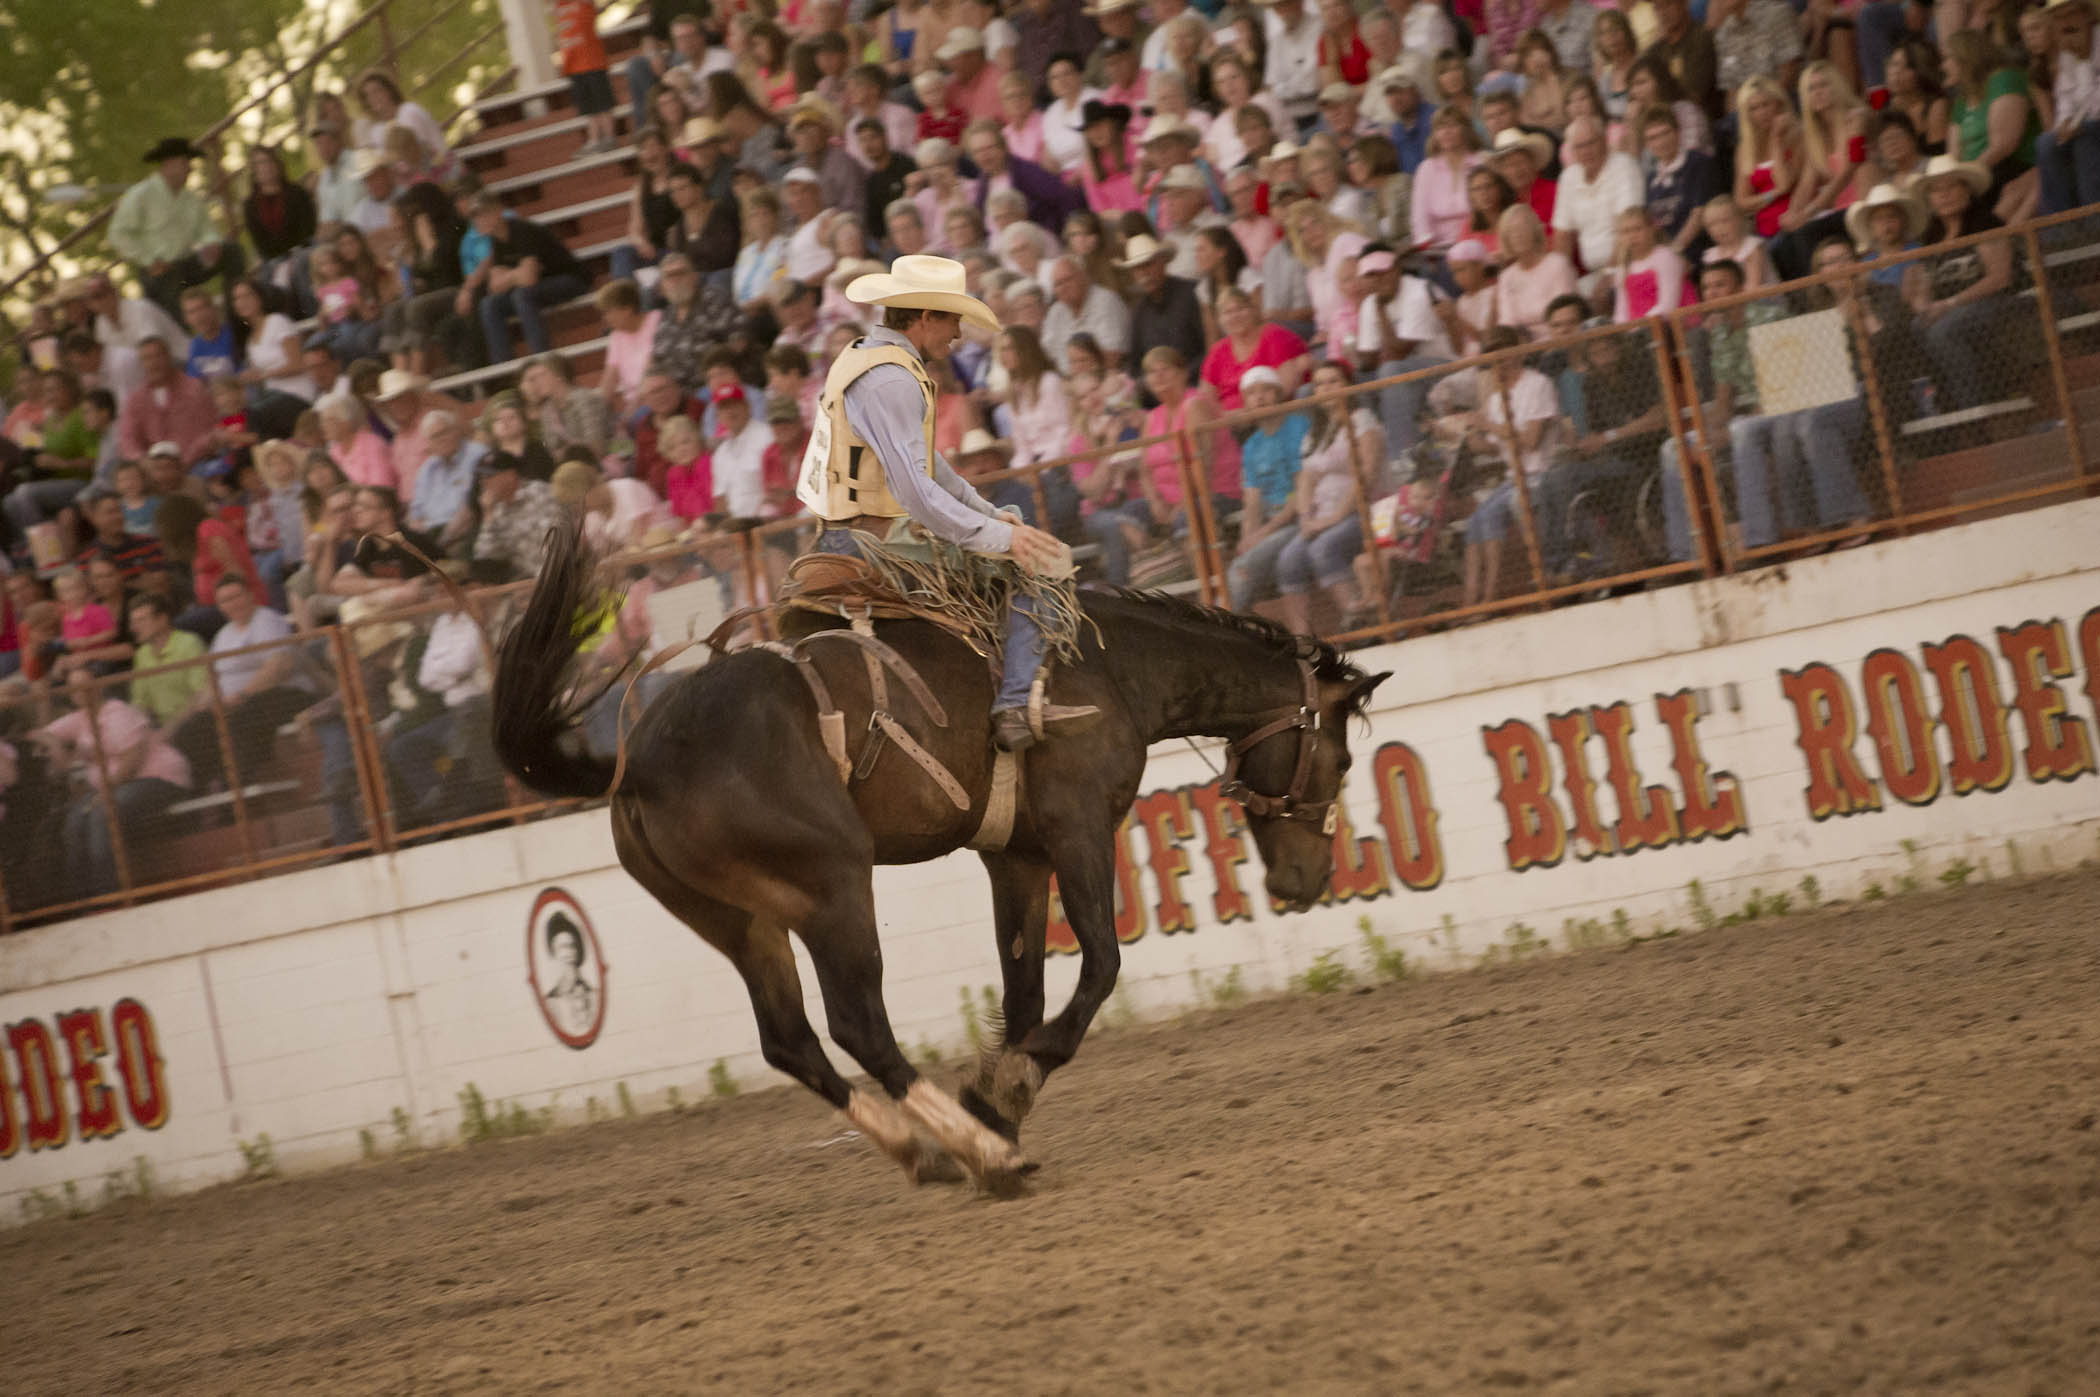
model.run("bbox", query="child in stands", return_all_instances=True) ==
[553,0,620,155]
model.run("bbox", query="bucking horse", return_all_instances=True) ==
[491,525,1387,1195]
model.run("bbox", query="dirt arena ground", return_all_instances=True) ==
[5,869,2099,1395]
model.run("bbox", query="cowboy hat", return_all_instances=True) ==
[1141,114,1200,145]
[680,116,726,146]
[353,147,392,179]
[1081,99,1134,128]
[785,96,841,132]
[1918,152,1990,196]
[1491,127,1555,169]
[935,26,985,61]
[1114,233,1173,268]
[376,368,430,399]
[956,428,1012,459]
[1084,0,1141,13]
[1845,182,1927,247]
[845,254,1000,332]
[142,137,204,163]
[1377,64,1422,91]
[1158,164,1209,193]
[1318,82,1361,106]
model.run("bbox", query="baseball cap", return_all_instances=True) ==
[713,383,748,406]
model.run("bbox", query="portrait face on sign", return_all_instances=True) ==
[526,888,608,1049]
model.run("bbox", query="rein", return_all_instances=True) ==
[1211,657,1339,836]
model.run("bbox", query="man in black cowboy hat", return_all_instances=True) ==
[109,137,245,319]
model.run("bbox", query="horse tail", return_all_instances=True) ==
[491,522,619,800]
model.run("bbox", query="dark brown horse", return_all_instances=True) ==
[492,525,1387,1193]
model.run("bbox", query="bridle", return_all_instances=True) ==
[1216,658,1341,835]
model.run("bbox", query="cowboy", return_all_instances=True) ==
[108,138,246,318]
[796,255,1089,752]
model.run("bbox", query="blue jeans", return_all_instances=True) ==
[62,778,184,900]
[624,54,657,129]
[814,527,1044,713]
[1374,355,1450,453]
[1276,516,1363,593]
[476,273,589,363]
[610,242,658,284]
[2037,122,2100,216]
[1732,401,1868,547]
[1660,431,1707,562]
[1228,525,1296,609]
[5,476,87,533]
[1921,297,2015,411]
[1856,1,1916,89]
[313,715,364,847]
[1081,500,1153,585]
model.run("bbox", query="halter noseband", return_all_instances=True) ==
[1217,658,1340,835]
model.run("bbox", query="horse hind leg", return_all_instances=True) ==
[613,799,961,1186]
[962,851,1053,1141]
[798,875,1036,1197]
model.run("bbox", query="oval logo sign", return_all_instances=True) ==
[526,887,608,1050]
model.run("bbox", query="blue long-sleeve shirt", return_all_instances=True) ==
[840,327,1013,554]
[409,438,488,532]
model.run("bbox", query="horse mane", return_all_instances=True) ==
[1081,585,1375,716]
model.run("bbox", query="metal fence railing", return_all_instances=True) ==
[4,209,2098,931]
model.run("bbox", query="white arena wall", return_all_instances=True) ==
[4,499,2099,1220]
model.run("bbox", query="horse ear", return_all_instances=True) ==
[1326,671,1389,713]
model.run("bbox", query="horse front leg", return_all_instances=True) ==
[1013,827,1120,1079]
[963,850,1053,1140]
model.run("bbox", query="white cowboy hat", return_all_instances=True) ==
[376,368,429,399]
[1141,115,1200,146]
[1491,127,1555,169]
[956,428,1012,459]
[1114,233,1174,268]
[1919,152,1990,196]
[1318,82,1361,106]
[1158,164,1209,193]
[1845,182,1927,248]
[1377,64,1422,91]
[935,26,985,61]
[353,148,392,178]
[845,254,1000,332]
[1084,0,1140,13]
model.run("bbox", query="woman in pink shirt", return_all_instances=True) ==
[319,397,397,489]
[1493,204,1579,336]
[596,279,661,415]
[1409,108,1485,253]
[1289,203,1368,362]
[1610,206,1689,322]
[1077,100,1144,213]
[1200,289,1311,412]
[658,416,716,525]
[35,667,191,900]
[998,71,1047,167]
[1138,345,1241,531]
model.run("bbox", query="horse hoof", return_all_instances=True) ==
[958,1082,1022,1143]
[910,1148,968,1186]
[976,1163,1035,1200]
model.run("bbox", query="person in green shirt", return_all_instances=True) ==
[108,137,245,320]
[1659,256,1789,563]
[125,593,210,728]
[3,368,99,541]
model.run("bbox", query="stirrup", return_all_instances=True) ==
[1025,674,1100,741]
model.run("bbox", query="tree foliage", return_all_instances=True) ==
[0,0,508,295]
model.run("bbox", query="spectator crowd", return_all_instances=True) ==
[4,0,2097,908]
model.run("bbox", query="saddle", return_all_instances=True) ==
[776,552,983,651]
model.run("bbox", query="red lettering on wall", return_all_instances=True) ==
[8,1019,71,1152]
[110,999,170,1131]
[1326,802,1392,903]
[0,1042,18,1160]
[1921,636,2014,795]
[1131,790,1198,935]
[1996,621,2097,783]
[2079,607,2100,734]
[1371,742,1444,890]
[1780,664,1882,819]
[1188,784,1255,924]
[1653,689,1748,841]
[1545,710,1614,858]
[54,1009,123,1142]
[1591,701,1681,852]
[1481,720,1565,871]
[1859,649,1942,807]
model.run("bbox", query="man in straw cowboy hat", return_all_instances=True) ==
[795,255,1093,752]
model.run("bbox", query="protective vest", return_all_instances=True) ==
[794,341,939,521]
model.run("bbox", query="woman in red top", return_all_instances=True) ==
[1139,345,1242,532]
[157,494,263,617]
[1200,290,1311,412]
[1316,0,1372,86]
